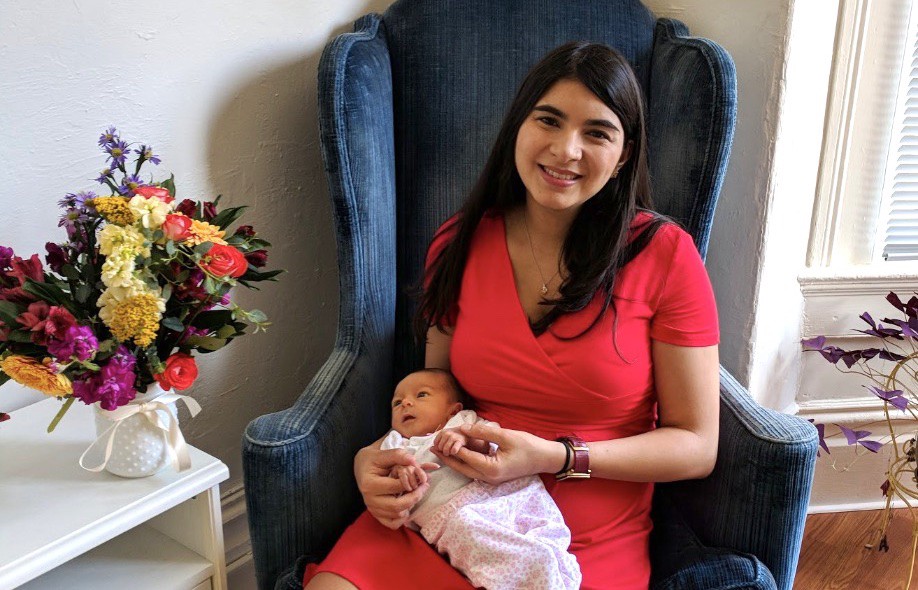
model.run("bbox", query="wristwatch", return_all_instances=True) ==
[555,435,590,480]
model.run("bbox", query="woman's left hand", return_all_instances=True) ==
[430,422,563,484]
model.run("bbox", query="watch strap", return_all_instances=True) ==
[555,435,590,480]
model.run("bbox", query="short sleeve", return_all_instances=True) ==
[649,227,720,346]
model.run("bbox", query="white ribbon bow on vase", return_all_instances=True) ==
[79,393,202,473]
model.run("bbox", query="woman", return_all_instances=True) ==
[306,41,720,590]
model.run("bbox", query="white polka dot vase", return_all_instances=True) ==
[92,383,178,478]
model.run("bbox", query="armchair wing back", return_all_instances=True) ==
[243,2,818,589]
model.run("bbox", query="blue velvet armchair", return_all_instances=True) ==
[243,2,819,589]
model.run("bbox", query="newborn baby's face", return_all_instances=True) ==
[391,372,460,438]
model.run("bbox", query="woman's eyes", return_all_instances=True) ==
[587,130,612,141]
[535,117,611,142]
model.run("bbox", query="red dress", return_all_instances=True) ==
[305,211,719,589]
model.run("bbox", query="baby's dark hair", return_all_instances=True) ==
[417,368,471,407]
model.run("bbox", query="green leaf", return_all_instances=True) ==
[192,310,234,329]
[249,238,272,249]
[210,206,249,230]
[61,264,81,282]
[176,270,190,283]
[75,283,92,304]
[185,335,227,351]
[239,268,285,282]
[161,316,185,332]
[7,330,33,343]
[0,372,10,387]
[194,242,213,256]
[162,174,177,198]
[0,301,20,325]
[161,283,172,303]
[165,240,176,256]
[215,325,236,339]
[203,276,218,294]
[22,279,66,306]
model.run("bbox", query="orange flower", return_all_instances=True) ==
[0,355,72,397]
[154,353,198,390]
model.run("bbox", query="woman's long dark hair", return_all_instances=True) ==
[414,42,671,345]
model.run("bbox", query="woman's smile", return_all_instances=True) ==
[539,164,582,186]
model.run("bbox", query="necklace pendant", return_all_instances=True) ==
[540,284,548,295]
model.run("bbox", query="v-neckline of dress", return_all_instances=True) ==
[498,213,554,339]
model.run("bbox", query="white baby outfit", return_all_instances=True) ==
[381,409,581,590]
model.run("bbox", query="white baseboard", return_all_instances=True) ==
[798,399,918,513]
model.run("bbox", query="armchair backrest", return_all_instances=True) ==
[381,0,736,378]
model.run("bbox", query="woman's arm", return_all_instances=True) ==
[587,342,719,481]
[433,342,720,484]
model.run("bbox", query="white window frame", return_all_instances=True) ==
[806,0,916,273]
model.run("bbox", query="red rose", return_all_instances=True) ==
[199,244,248,278]
[135,185,175,204]
[154,353,198,391]
[244,249,268,268]
[162,214,193,241]
[44,306,77,341]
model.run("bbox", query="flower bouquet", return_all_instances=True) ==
[0,127,281,440]
[803,291,918,585]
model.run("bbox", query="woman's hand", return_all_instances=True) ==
[354,446,439,529]
[430,422,566,485]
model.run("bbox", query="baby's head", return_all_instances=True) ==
[391,368,465,438]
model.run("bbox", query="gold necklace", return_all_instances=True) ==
[522,212,561,296]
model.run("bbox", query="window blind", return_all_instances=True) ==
[881,2,918,261]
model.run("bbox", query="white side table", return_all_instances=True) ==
[0,397,230,590]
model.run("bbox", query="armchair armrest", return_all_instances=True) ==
[648,18,737,260]
[654,367,818,590]
[243,13,397,590]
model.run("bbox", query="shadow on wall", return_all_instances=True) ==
[189,1,394,486]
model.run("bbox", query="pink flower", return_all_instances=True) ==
[16,301,51,345]
[44,306,77,341]
[162,214,193,241]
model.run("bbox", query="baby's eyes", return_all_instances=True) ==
[392,400,401,407]
[417,391,429,398]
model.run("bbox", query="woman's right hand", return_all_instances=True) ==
[354,445,438,529]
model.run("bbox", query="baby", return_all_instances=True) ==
[382,368,581,590]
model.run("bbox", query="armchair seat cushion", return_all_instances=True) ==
[650,496,777,590]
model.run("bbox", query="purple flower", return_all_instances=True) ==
[44,242,68,273]
[179,325,211,345]
[98,126,119,147]
[70,345,138,410]
[47,325,99,362]
[118,174,143,196]
[58,208,91,242]
[0,246,13,271]
[134,144,161,165]
[836,424,883,453]
[108,344,137,373]
[868,386,908,411]
[808,419,830,457]
[95,167,115,184]
[106,140,130,168]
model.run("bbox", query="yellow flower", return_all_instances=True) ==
[186,219,227,246]
[90,196,136,226]
[107,292,165,347]
[0,356,72,397]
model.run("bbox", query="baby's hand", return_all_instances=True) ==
[389,464,427,493]
[434,428,468,457]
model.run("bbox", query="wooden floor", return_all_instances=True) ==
[796,509,918,589]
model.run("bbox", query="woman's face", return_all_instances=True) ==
[514,78,631,215]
